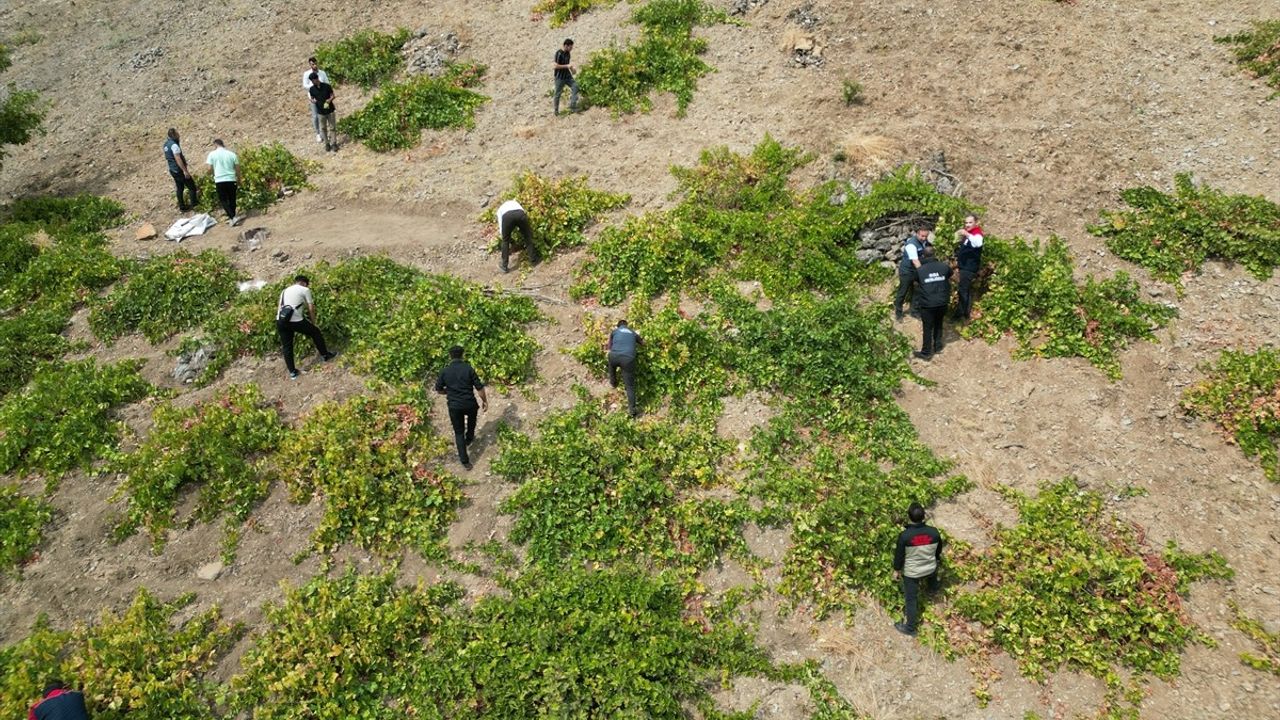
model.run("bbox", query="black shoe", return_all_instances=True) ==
[323,352,336,361]
[289,370,300,379]
[913,351,932,361]
[462,461,472,471]
[325,144,332,152]
[895,311,904,322]
[933,343,944,355]
[500,265,510,274]
[894,622,916,636]
[465,436,475,446]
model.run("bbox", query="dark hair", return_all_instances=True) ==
[563,38,574,46]
[212,138,224,147]
[308,56,317,63]
[617,319,628,327]
[916,225,931,233]
[167,127,179,141]
[294,274,310,284]
[908,503,925,523]
[43,680,66,695]
[309,72,319,82]
[921,246,936,259]
[449,345,464,359]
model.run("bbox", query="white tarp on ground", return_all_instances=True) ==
[164,213,217,241]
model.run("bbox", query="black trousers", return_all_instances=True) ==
[276,318,330,373]
[954,268,977,320]
[894,269,916,315]
[499,209,539,270]
[448,406,479,464]
[170,170,199,210]
[902,571,939,631]
[215,181,238,219]
[920,305,946,355]
[607,352,637,416]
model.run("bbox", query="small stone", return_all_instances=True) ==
[135,223,157,240]
[196,561,224,581]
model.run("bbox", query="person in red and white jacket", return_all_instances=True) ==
[952,214,984,321]
[892,503,944,636]
[28,680,89,720]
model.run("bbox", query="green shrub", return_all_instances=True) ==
[274,387,464,558]
[534,0,619,27]
[576,0,726,115]
[1215,20,1280,98]
[0,359,152,482]
[6,194,126,234]
[186,256,541,387]
[953,479,1230,681]
[479,171,629,258]
[841,78,864,105]
[495,392,748,571]
[314,28,411,89]
[0,302,74,397]
[1181,347,1280,481]
[0,45,45,170]
[0,484,52,571]
[1230,600,1280,676]
[194,141,315,214]
[0,590,241,720]
[228,569,463,719]
[0,231,126,308]
[1090,174,1280,288]
[106,385,285,551]
[965,235,1177,378]
[339,64,488,151]
[89,250,243,343]
[0,222,39,278]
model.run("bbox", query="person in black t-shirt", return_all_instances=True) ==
[552,38,579,116]
[434,345,488,470]
[308,73,338,151]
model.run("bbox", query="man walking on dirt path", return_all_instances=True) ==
[435,345,488,470]
[893,503,944,636]
[302,57,331,143]
[28,680,89,720]
[894,226,932,321]
[308,72,338,152]
[276,274,336,380]
[163,128,199,212]
[607,319,642,418]
[495,198,540,272]
[205,139,243,226]
[952,214,983,321]
[552,38,579,116]
[912,246,952,360]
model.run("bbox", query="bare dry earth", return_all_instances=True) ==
[1,0,1278,717]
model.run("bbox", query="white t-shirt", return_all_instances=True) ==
[903,242,920,262]
[964,230,984,248]
[279,284,314,323]
[496,200,524,226]
[170,142,184,158]
[302,68,330,90]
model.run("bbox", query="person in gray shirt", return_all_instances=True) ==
[607,319,642,418]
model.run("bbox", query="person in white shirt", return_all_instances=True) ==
[495,199,541,273]
[276,274,336,379]
[302,57,331,143]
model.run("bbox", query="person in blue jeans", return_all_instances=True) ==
[552,38,579,115]
[607,319,642,418]
[435,345,488,470]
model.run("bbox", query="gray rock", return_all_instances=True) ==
[124,47,163,70]
[402,31,462,76]
[196,561,224,581]
[855,249,882,264]
[730,0,768,15]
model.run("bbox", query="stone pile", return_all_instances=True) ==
[838,152,965,267]
[402,29,462,77]
[730,0,769,15]
[173,343,217,384]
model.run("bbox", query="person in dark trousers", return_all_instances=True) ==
[308,72,338,152]
[913,246,953,360]
[552,38,578,116]
[276,274,335,379]
[163,128,199,211]
[435,345,488,470]
[495,198,540,273]
[28,680,89,720]
[952,214,984,321]
[607,319,642,418]
[894,226,931,321]
[893,503,944,636]
[205,138,243,226]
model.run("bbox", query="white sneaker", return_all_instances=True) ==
[316,133,323,143]
[230,216,244,227]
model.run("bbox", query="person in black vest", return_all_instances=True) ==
[552,38,579,116]
[434,345,488,470]
[894,226,931,321]
[912,246,953,360]
[28,680,89,720]
[163,128,199,212]
[607,319,642,418]
[952,214,984,321]
[892,503,944,636]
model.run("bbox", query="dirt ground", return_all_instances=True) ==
[1,0,1278,717]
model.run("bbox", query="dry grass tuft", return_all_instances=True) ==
[840,133,900,171]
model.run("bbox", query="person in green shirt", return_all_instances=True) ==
[205,139,243,226]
